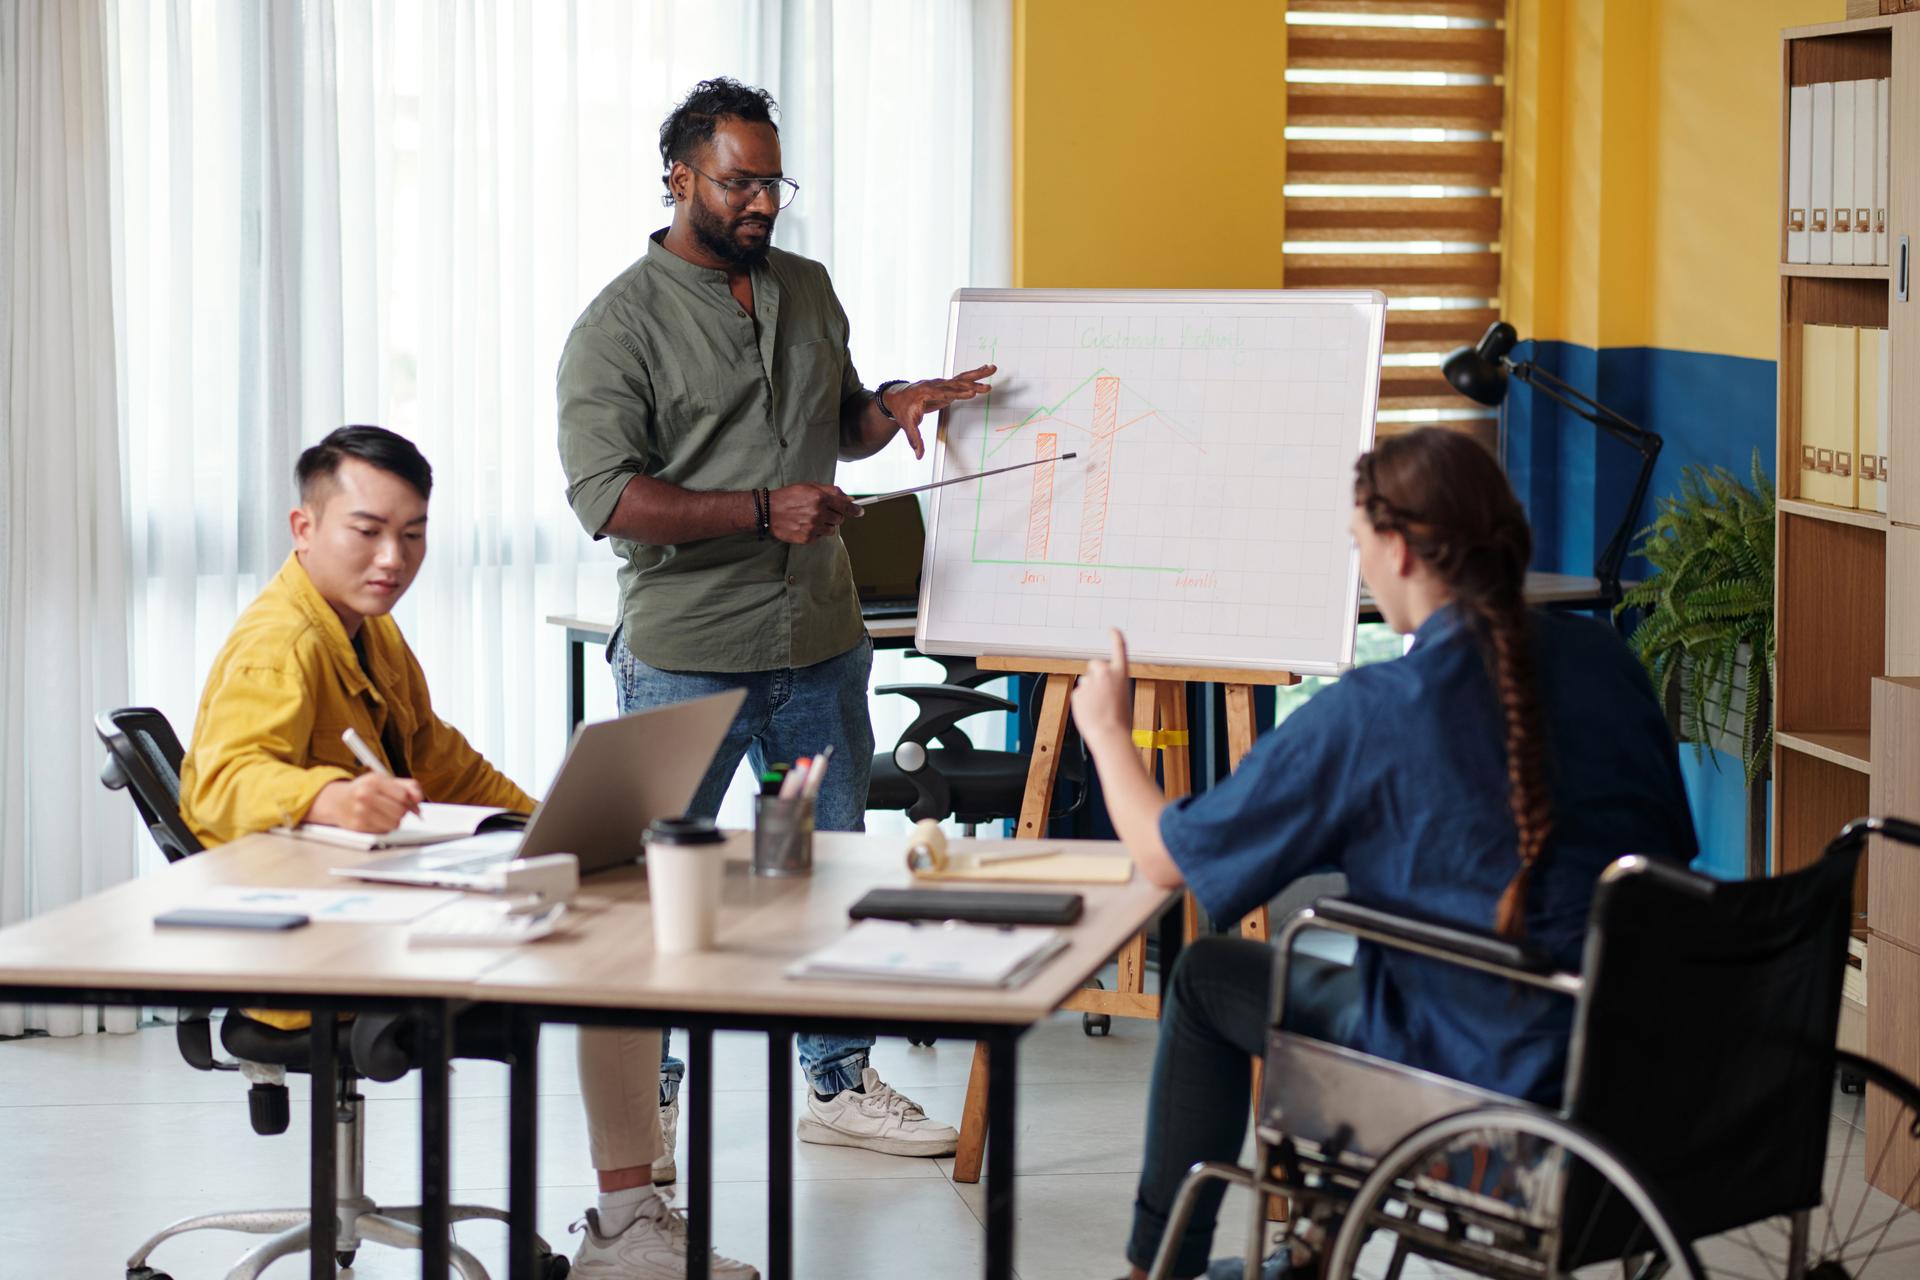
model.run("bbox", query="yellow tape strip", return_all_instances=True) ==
[1130,729,1192,750]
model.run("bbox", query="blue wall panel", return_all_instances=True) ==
[1503,340,1777,878]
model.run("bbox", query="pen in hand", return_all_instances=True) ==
[341,727,422,818]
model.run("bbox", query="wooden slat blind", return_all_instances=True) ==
[1283,2,1505,443]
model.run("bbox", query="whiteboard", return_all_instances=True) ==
[914,289,1386,676]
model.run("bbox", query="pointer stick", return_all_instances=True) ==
[854,452,1079,507]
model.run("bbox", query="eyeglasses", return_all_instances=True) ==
[682,165,800,211]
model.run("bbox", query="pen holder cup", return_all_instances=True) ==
[753,795,815,878]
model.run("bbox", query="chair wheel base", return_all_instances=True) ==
[336,1249,357,1268]
[907,1036,937,1048]
[540,1253,571,1278]
[1083,1013,1111,1036]
[128,1269,172,1280]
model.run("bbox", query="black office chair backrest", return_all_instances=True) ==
[1559,841,1861,1252]
[95,707,202,862]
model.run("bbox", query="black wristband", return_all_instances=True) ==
[873,380,910,423]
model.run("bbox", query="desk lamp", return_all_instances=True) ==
[1441,320,1664,607]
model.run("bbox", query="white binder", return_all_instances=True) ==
[1788,84,1812,263]
[1876,79,1891,266]
[1811,81,1834,266]
[1854,80,1877,266]
[1833,80,1856,266]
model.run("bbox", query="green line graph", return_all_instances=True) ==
[955,349,1201,574]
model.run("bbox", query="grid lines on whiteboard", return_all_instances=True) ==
[924,299,1373,670]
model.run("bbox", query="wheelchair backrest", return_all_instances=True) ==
[1560,847,1860,1246]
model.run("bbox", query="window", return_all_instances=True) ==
[1283,0,1506,448]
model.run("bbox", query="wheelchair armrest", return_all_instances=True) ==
[1306,897,1559,975]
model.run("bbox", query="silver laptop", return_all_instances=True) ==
[335,688,744,889]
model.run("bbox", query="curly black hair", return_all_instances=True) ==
[658,77,780,190]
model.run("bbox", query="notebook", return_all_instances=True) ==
[787,920,1068,988]
[277,803,527,851]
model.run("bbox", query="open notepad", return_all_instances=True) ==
[787,920,1069,988]
[275,802,527,851]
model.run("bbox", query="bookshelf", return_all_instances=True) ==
[1778,11,1920,1209]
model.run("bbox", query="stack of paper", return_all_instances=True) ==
[787,920,1068,988]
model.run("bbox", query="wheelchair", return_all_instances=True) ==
[1152,817,1920,1280]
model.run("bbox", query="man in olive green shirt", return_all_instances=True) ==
[555,78,992,1198]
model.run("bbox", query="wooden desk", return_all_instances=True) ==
[0,834,505,1280]
[469,830,1175,1280]
[547,612,920,737]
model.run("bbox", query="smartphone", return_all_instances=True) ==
[153,908,311,931]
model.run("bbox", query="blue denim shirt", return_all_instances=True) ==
[1159,606,1697,1104]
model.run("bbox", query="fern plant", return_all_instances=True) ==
[1616,452,1776,785]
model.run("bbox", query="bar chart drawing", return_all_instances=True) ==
[918,288,1388,676]
[1025,433,1057,561]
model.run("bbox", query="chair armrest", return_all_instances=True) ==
[1308,897,1559,976]
[873,684,1018,748]
[1268,898,1579,1032]
[175,1007,229,1071]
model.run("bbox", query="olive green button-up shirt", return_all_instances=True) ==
[557,231,871,673]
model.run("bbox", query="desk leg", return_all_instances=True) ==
[985,1032,1019,1280]
[567,635,587,738]
[419,1002,452,1280]
[508,1010,541,1280]
[766,1029,794,1280]
[687,1026,714,1280]
[310,1013,337,1280]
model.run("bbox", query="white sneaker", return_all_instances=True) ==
[569,1198,757,1280]
[653,1097,679,1185]
[795,1065,958,1157]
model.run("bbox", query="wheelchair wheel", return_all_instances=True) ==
[1326,1105,1702,1279]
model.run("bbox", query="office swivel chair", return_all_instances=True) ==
[95,708,568,1280]
[865,665,1088,832]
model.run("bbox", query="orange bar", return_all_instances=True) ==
[1026,433,1057,560]
[1078,376,1121,563]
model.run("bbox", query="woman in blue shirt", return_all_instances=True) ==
[1073,428,1696,1280]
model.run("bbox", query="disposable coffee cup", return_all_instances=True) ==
[643,815,726,953]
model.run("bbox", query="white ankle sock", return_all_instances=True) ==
[597,1183,660,1236]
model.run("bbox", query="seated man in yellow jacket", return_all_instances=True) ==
[180,426,755,1280]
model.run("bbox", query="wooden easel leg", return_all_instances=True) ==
[953,1040,991,1184]
[1016,673,1074,839]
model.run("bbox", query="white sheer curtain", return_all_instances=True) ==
[0,0,138,1037]
[106,0,1012,828]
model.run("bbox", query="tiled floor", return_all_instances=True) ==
[0,1011,1260,1279]
[5,1016,1918,1279]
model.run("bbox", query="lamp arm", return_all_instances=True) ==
[1505,361,1665,604]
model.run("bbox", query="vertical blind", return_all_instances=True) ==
[1283,0,1505,445]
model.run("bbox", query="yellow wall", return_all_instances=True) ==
[1508,0,1843,359]
[1011,0,1289,289]
[1011,0,1843,363]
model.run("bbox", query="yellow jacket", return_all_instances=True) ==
[180,554,534,1030]
[182,553,534,846]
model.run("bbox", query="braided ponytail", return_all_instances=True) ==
[1356,430,1553,939]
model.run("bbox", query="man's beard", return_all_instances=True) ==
[690,199,773,268]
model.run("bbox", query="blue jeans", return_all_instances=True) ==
[614,630,877,1095]
[1127,937,1362,1278]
